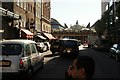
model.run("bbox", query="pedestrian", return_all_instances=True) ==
[65,55,95,80]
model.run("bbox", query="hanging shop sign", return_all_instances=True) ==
[0,7,20,20]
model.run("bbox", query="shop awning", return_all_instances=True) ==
[21,29,33,39]
[43,33,56,40]
[36,35,46,40]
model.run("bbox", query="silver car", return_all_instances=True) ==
[0,39,44,79]
[109,44,120,62]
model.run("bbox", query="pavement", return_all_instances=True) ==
[79,44,88,50]
[42,50,52,57]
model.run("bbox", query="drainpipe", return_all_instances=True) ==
[41,0,42,34]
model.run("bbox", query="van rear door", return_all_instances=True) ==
[1,44,22,73]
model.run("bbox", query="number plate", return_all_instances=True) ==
[0,60,11,67]
[54,46,58,48]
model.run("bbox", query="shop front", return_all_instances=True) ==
[34,34,46,42]
[21,29,33,40]
[0,7,21,40]
[42,32,56,40]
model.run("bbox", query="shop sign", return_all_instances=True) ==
[7,11,14,18]
[0,7,7,16]
[0,7,20,19]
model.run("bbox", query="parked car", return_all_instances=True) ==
[36,42,50,52]
[36,42,46,52]
[109,44,120,62]
[94,39,112,51]
[0,39,44,79]
[44,42,50,51]
[50,39,61,54]
[59,38,80,58]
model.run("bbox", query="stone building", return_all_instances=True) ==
[1,0,54,41]
[51,20,94,43]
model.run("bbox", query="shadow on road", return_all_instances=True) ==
[33,55,76,79]
[44,53,59,57]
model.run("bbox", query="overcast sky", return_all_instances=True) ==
[51,0,101,27]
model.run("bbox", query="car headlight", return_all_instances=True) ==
[67,50,71,53]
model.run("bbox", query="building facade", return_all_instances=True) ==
[35,0,41,33]
[51,20,95,43]
[1,0,53,41]
[14,1,35,39]
[41,0,51,33]
[1,2,21,39]
[101,0,120,43]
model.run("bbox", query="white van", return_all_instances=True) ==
[0,39,44,79]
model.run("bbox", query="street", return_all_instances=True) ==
[2,45,120,80]
[32,46,120,80]
[1,1,120,80]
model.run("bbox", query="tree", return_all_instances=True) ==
[116,1,120,21]
[95,11,108,37]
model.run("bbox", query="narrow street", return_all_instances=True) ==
[32,46,120,80]
[1,1,120,80]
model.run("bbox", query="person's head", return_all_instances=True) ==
[69,56,95,80]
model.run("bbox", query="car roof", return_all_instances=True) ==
[1,39,36,44]
[60,38,78,41]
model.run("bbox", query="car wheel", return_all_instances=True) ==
[115,55,118,61]
[41,61,44,69]
[27,67,33,78]
[109,52,113,58]
[60,54,64,58]
[115,55,120,62]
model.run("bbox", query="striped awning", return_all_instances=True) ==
[21,29,33,39]
[43,33,56,40]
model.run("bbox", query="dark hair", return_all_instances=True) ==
[75,56,95,80]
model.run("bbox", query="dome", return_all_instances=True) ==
[70,20,83,30]
[51,18,60,25]
[51,18,64,29]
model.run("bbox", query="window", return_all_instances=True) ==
[31,44,37,54]
[28,4,30,12]
[31,5,32,13]
[23,1,26,10]
[117,44,120,50]
[2,44,22,55]
[16,0,19,6]
[27,3,33,13]
[26,44,31,56]
[63,40,78,46]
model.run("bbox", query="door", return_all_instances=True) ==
[30,43,40,71]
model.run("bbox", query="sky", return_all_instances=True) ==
[51,0,101,27]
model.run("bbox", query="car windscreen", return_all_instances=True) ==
[62,40,78,46]
[118,45,120,50]
[1,44,22,55]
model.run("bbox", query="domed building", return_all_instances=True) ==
[51,18,64,31]
[51,20,95,43]
[70,20,86,31]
